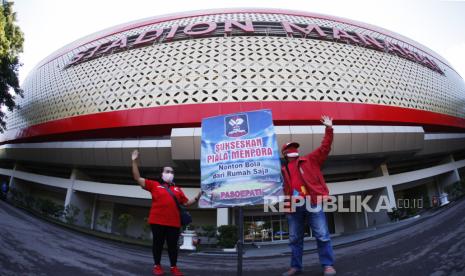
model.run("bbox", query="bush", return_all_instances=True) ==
[387,207,400,222]
[142,217,151,239]
[444,181,465,201]
[96,210,112,231]
[10,188,23,205]
[117,213,133,236]
[64,204,80,225]
[200,225,217,244]
[24,194,35,210]
[84,208,92,227]
[9,188,17,201]
[36,198,64,218]
[217,225,238,248]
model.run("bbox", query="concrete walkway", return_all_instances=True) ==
[193,202,456,258]
[1,197,465,275]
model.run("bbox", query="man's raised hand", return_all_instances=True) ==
[320,115,333,127]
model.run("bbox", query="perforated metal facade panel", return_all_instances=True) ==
[6,11,465,134]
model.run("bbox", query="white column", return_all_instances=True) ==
[385,184,397,209]
[380,163,396,209]
[438,155,461,189]
[91,195,98,230]
[64,168,77,207]
[380,163,389,177]
[449,154,461,183]
[217,208,229,227]
[8,163,17,190]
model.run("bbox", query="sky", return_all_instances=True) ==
[12,0,465,84]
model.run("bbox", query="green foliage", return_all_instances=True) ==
[24,194,34,209]
[83,208,92,227]
[142,217,151,239]
[387,207,400,222]
[64,204,80,225]
[0,1,24,132]
[200,225,217,244]
[96,210,112,231]
[9,187,22,203]
[444,181,465,201]
[217,225,238,248]
[117,213,133,236]
[36,198,64,218]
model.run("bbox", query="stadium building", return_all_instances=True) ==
[1,8,465,242]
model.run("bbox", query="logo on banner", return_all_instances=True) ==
[225,114,249,138]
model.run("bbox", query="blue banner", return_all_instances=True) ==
[199,109,283,208]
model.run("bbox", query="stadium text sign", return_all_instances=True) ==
[68,20,443,74]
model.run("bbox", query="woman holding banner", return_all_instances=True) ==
[131,149,201,276]
[280,115,337,276]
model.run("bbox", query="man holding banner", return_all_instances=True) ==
[281,115,336,276]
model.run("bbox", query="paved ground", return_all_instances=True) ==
[1,198,465,276]
[214,211,427,258]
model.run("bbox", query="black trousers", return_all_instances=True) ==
[151,224,180,267]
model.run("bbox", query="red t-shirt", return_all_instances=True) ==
[144,179,188,228]
[287,160,308,196]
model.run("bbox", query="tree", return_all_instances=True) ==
[96,210,112,232]
[217,225,238,248]
[64,204,80,225]
[142,216,151,239]
[201,225,217,244]
[84,208,92,227]
[0,1,24,132]
[117,213,133,237]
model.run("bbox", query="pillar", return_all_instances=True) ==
[379,163,396,209]
[64,168,77,207]
[366,187,393,227]
[8,163,17,192]
[217,208,229,227]
[64,168,95,227]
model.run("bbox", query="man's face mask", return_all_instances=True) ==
[162,169,174,183]
[285,147,299,158]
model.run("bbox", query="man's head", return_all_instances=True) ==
[281,142,300,160]
[161,166,175,184]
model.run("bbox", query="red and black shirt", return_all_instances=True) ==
[287,159,309,197]
[144,179,188,228]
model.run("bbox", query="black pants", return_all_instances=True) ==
[151,224,180,267]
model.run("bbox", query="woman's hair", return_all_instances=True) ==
[160,166,174,174]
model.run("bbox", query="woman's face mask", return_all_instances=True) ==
[162,169,174,183]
